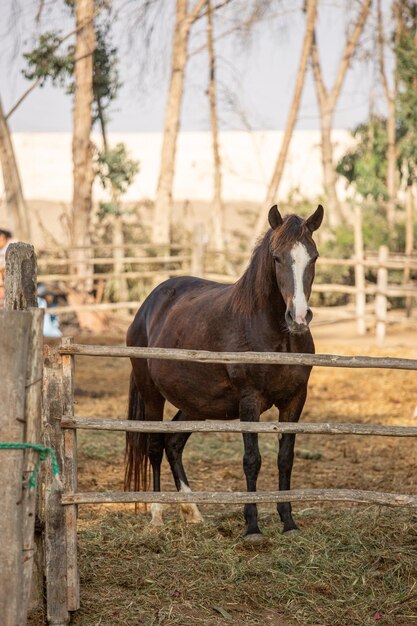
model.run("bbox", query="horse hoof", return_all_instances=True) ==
[149,519,164,528]
[243,533,269,546]
[180,504,204,524]
[283,527,300,535]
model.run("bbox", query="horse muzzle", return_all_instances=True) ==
[285,307,313,334]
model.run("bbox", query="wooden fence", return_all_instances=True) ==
[2,243,416,625]
[39,336,417,625]
[37,227,417,341]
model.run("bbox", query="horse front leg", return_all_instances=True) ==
[240,396,265,544]
[276,389,307,533]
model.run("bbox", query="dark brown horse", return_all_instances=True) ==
[125,205,324,542]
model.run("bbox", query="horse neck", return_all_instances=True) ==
[230,232,286,318]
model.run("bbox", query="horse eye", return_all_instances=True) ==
[273,255,281,263]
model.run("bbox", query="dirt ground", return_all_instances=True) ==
[31,317,417,626]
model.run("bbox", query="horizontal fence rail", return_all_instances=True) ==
[59,344,417,371]
[61,489,417,508]
[61,417,417,437]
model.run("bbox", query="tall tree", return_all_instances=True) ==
[395,0,417,305]
[251,0,318,246]
[310,0,372,228]
[152,0,206,246]
[93,20,138,302]
[207,0,224,252]
[0,98,31,240]
[377,0,398,228]
[71,0,96,278]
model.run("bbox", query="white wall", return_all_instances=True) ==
[2,130,353,204]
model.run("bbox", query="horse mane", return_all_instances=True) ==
[230,215,308,315]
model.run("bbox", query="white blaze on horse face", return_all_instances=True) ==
[290,242,310,325]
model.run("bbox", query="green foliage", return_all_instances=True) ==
[395,0,417,184]
[22,31,73,88]
[96,144,139,217]
[336,119,390,202]
[336,2,417,199]
[93,21,121,128]
[96,144,139,195]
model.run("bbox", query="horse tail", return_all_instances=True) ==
[124,371,150,493]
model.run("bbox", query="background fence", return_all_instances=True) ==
[37,222,417,342]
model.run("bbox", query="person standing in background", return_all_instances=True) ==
[0,227,14,306]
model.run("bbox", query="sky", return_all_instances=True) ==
[0,0,394,133]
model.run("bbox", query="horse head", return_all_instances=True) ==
[268,204,324,335]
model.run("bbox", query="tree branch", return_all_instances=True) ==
[188,0,209,24]
[5,0,112,119]
[5,78,42,120]
[377,0,395,102]
[310,30,328,111]
[328,0,372,111]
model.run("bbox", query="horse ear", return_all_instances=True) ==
[268,205,283,230]
[306,205,324,232]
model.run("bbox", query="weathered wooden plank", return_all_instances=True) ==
[20,309,44,624]
[60,417,417,437]
[38,268,187,282]
[37,254,191,267]
[49,301,142,315]
[42,346,69,626]
[4,243,38,310]
[61,337,79,612]
[0,310,31,626]
[59,344,417,371]
[61,489,417,508]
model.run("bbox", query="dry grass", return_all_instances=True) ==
[68,506,417,626]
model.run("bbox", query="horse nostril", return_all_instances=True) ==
[306,309,313,324]
[285,309,294,325]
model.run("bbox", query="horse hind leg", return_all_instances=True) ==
[138,386,166,526]
[165,411,203,524]
[148,433,165,526]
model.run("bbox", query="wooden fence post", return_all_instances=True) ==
[375,245,388,345]
[61,337,80,611]
[191,223,206,278]
[4,241,45,621]
[43,346,70,626]
[404,185,414,317]
[0,310,32,625]
[4,242,38,310]
[353,204,366,335]
[20,309,44,623]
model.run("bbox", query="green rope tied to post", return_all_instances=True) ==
[0,442,61,490]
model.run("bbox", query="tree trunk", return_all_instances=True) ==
[207,0,224,254]
[320,108,341,228]
[71,0,96,280]
[310,0,372,228]
[250,0,318,245]
[404,185,414,317]
[152,0,206,246]
[97,95,128,302]
[111,212,128,302]
[377,0,397,229]
[386,97,397,228]
[0,97,31,241]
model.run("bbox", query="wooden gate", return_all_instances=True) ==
[42,339,417,625]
